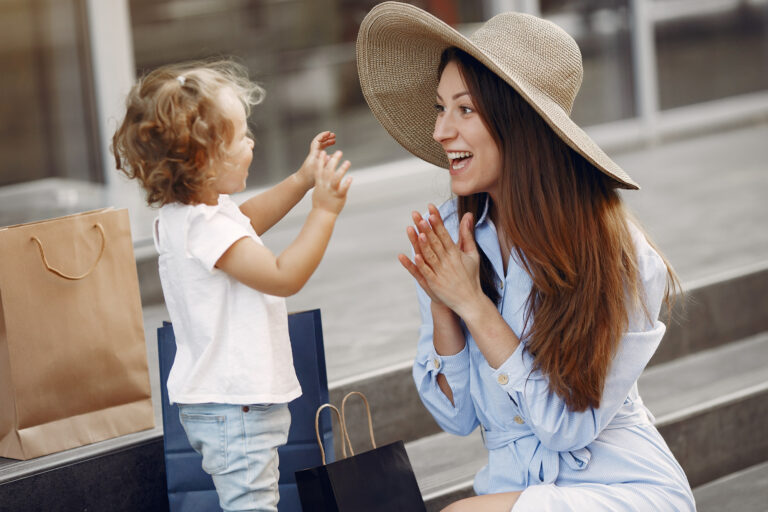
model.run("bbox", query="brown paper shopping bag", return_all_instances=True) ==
[0,208,154,460]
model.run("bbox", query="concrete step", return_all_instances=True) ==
[692,461,768,512]
[0,436,166,511]
[404,331,768,509]
[332,263,768,453]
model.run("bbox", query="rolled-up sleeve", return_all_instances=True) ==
[412,284,479,436]
[488,226,669,452]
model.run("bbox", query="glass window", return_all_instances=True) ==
[129,0,491,188]
[654,0,768,110]
[540,0,638,126]
[0,0,102,226]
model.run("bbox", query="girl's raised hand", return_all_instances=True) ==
[311,149,352,214]
[297,131,337,188]
[398,204,482,317]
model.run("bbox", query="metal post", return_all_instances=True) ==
[629,0,660,144]
[85,0,149,237]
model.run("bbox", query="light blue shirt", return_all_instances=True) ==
[412,198,695,510]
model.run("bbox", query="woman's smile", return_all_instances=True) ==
[448,151,474,174]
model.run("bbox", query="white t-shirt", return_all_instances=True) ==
[153,194,302,405]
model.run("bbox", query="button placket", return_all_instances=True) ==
[497,275,508,313]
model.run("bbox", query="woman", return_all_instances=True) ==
[356,3,695,511]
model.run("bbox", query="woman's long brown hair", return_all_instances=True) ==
[440,48,678,412]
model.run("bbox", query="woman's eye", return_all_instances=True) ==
[460,106,474,114]
[434,104,445,113]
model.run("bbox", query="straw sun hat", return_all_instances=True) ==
[356,1,639,189]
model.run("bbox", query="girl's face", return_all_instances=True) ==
[210,87,254,198]
[433,61,502,200]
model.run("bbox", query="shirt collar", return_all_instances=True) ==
[472,195,505,281]
[475,194,491,227]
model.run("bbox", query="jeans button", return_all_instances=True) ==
[242,406,249,412]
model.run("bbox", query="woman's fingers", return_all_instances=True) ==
[419,219,446,257]
[406,226,422,257]
[411,210,424,232]
[399,252,444,306]
[413,206,453,257]
[413,253,437,282]
[418,232,440,266]
[428,204,456,250]
[398,253,431,291]
[458,212,478,255]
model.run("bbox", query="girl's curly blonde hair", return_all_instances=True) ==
[112,59,264,206]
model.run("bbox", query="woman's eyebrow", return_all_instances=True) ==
[435,91,471,101]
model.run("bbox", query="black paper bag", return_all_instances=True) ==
[295,392,426,511]
[296,440,426,511]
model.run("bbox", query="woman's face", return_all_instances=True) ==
[433,61,502,199]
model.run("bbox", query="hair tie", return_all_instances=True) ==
[176,75,186,86]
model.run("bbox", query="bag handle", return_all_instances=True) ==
[341,391,377,456]
[30,223,106,280]
[314,403,353,465]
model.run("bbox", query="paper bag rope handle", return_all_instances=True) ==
[314,403,353,465]
[30,223,106,280]
[341,391,377,456]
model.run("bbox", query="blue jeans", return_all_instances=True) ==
[178,402,291,512]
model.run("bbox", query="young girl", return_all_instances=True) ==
[358,3,694,511]
[112,60,352,511]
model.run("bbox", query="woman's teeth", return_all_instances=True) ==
[448,151,473,170]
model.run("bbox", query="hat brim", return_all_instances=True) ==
[356,2,639,190]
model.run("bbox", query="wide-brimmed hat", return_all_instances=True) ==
[356,1,639,189]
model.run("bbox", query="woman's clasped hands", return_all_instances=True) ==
[398,204,485,318]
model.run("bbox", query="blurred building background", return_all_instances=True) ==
[1,0,767,233]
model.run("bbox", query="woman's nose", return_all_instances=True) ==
[433,114,456,144]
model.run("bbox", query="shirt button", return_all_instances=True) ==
[433,357,441,369]
[242,406,250,412]
[499,281,504,289]
[514,415,525,424]
[497,373,509,385]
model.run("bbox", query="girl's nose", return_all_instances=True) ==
[433,113,456,144]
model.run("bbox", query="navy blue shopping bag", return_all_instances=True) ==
[157,309,334,512]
